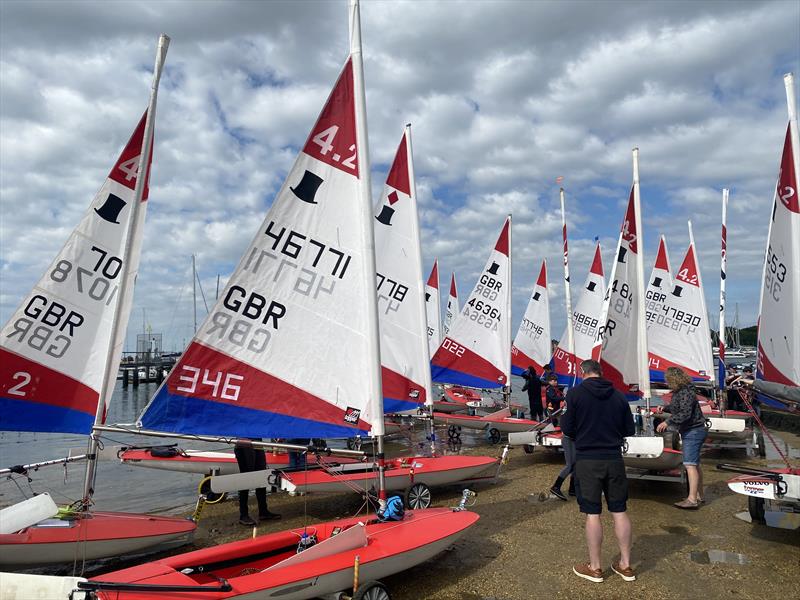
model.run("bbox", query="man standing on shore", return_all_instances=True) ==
[560,359,636,583]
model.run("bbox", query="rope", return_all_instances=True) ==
[737,387,792,470]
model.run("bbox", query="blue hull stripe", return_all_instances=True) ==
[431,366,503,389]
[383,398,422,414]
[141,390,370,439]
[0,397,93,434]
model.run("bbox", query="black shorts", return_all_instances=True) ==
[574,458,628,514]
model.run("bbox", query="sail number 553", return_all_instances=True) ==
[176,366,244,402]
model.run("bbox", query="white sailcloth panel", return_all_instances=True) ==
[553,242,605,385]
[140,59,375,438]
[597,189,643,399]
[0,113,153,434]
[648,243,713,381]
[431,218,511,389]
[425,260,441,358]
[443,273,459,336]
[373,132,428,413]
[757,124,800,387]
[511,261,551,376]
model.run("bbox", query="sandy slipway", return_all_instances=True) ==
[79,431,798,600]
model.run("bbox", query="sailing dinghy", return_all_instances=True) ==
[596,152,683,473]
[37,4,481,598]
[0,35,196,566]
[720,73,800,526]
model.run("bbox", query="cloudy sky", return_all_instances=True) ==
[1,0,798,354]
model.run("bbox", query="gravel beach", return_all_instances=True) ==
[76,426,799,600]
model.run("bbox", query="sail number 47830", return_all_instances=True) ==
[176,366,244,402]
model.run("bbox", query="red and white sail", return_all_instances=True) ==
[140,55,380,439]
[425,260,442,358]
[443,273,459,336]
[511,261,551,375]
[431,217,511,389]
[596,185,645,398]
[757,73,800,391]
[373,127,430,413]
[0,113,155,434]
[648,226,714,382]
[553,242,605,384]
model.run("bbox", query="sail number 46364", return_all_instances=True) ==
[176,366,244,402]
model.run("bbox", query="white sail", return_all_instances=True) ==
[553,242,605,384]
[140,52,381,438]
[443,273,459,336]
[425,259,442,358]
[431,218,511,389]
[757,73,800,389]
[0,112,157,434]
[511,260,551,375]
[373,126,430,413]
[648,227,714,382]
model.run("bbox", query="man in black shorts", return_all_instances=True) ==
[560,359,636,583]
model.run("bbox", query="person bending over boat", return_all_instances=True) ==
[734,376,800,411]
[655,367,707,510]
[561,359,636,583]
[235,439,281,526]
[520,365,544,421]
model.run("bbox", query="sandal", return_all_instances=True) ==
[674,498,699,510]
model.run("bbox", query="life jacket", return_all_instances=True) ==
[378,496,405,521]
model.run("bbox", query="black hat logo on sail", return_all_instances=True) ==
[617,247,628,263]
[672,285,683,298]
[652,276,663,288]
[586,281,597,292]
[95,193,127,224]
[375,205,395,226]
[532,292,541,302]
[425,292,431,302]
[487,262,500,275]
[720,270,726,281]
[291,170,324,204]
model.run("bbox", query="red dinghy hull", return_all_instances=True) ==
[0,511,196,566]
[88,508,479,600]
[280,455,499,495]
[433,411,542,434]
[433,386,482,413]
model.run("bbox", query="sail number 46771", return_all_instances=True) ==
[176,366,244,402]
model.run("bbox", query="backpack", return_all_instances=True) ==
[378,496,405,521]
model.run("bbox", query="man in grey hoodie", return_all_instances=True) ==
[560,359,636,583]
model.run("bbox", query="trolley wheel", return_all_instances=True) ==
[448,425,462,440]
[748,495,766,525]
[198,476,226,504]
[523,444,534,454]
[755,431,766,458]
[404,482,432,509]
[487,428,502,445]
[347,437,363,451]
[353,581,391,600]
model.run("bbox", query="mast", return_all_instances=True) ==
[786,73,800,373]
[560,188,575,381]
[719,189,728,390]
[83,34,169,502]
[406,123,436,454]
[348,0,385,502]
[631,148,651,414]
[504,214,512,406]
[688,220,714,386]
[192,254,198,333]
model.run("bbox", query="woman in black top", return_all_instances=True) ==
[656,367,707,509]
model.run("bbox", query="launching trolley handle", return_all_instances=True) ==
[715,463,784,480]
[77,579,232,594]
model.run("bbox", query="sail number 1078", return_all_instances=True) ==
[176,366,244,402]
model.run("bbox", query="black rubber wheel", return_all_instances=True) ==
[487,428,501,445]
[447,425,462,440]
[748,495,766,524]
[198,476,226,504]
[353,581,391,600]
[523,444,534,454]
[755,431,766,458]
[404,482,432,509]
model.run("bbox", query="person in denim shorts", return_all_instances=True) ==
[656,366,708,509]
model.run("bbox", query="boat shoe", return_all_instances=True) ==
[573,563,604,583]
[611,560,636,581]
